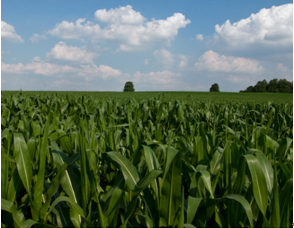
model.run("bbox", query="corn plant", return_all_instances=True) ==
[1,92,293,227]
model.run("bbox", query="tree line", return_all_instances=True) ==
[123,79,293,93]
[240,78,293,93]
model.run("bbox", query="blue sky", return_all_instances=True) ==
[1,0,293,91]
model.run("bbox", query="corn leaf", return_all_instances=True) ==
[104,188,124,227]
[14,133,32,197]
[244,154,268,216]
[279,179,293,228]
[107,151,140,190]
[187,196,202,224]
[270,159,280,227]
[224,194,253,227]
[1,198,25,227]
[159,151,182,227]
[256,152,274,194]
[33,120,49,221]
[47,196,85,222]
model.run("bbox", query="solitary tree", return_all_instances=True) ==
[210,83,220,92]
[123,81,135,92]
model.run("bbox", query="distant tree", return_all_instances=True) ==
[123,81,135,92]
[266,79,279,93]
[253,80,267,92]
[210,83,220,92]
[245,86,255,92]
[240,78,293,93]
[277,79,292,93]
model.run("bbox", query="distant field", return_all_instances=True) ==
[1,91,293,104]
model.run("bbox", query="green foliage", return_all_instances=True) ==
[1,92,293,227]
[241,78,293,93]
[123,81,135,92]
[209,83,220,92]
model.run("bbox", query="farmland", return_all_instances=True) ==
[1,91,293,227]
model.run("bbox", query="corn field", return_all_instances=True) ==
[1,92,293,227]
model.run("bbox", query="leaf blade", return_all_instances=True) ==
[244,154,268,216]
[13,133,32,197]
[107,151,140,190]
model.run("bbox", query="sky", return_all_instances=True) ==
[1,0,293,92]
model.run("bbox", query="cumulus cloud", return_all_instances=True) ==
[95,5,145,25]
[2,62,25,74]
[144,59,150,65]
[195,50,263,73]
[1,61,77,76]
[150,49,189,69]
[78,64,130,81]
[1,21,24,43]
[133,70,202,90]
[133,70,182,87]
[226,74,254,85]
[2,60,128,81]
[32,56,42,62]
[47,5,190,51]
[196,34,204,41]
[153,49,175,69]
[47,18,100,40]
[276,63,293,81]
[178,54,189,68]
[214,4,293,52]
[30,33,47,42]
[46,41,97,63]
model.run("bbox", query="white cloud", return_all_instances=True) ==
[30,33,47,42]
[2,62,25,74]
[46,41,97,63]
[1,61,78,76]
[276,63,293,81]
[133,70,202,90]
[214,4,293,51]
[50,79,86,88]
[178,54,188,68]
[47,5,190,51]
[48,78,125,91]
[118,44,138,52]
[78,64,130,81]
[195,50,263,73]
[1,50,10,56]
[150,49,189,69]
[133,70,182,89]
[1,21,24,43]
[48,18,100,40]
[225,63,293,86]
[48,79,99,91]
[32,56,41,62]
[277,63,290,73]
[153,49,175,69]
[196,34,204,41]
[95,5,145,25]
[226,74,253,84]
[2,60,129,81]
